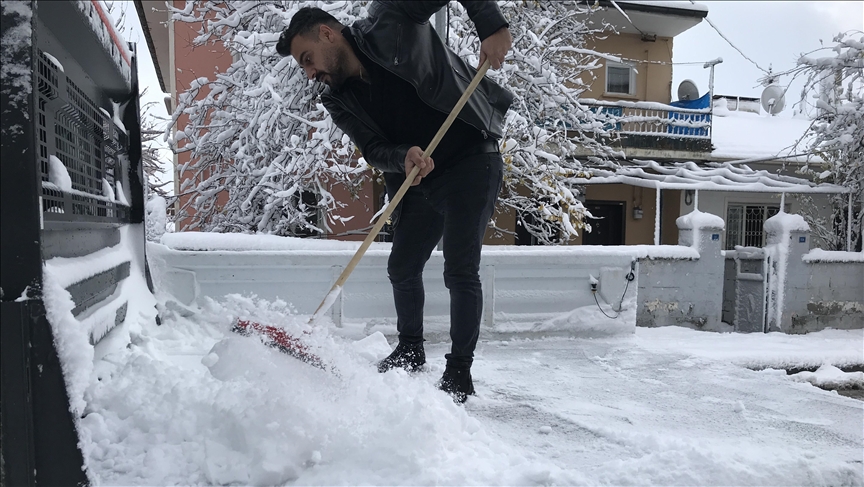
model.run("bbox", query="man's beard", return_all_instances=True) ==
[318,45,352,90]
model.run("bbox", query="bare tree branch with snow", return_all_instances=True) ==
[792,31,863,251]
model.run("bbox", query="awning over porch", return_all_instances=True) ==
[574,160,849,194]
[572,160,853,246]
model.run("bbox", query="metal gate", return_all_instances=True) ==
[1,1,148,484]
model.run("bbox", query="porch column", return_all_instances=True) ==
[848,192,853,251]
[654,185,661,245]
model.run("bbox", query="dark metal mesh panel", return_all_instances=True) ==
[726,205,743,250]
[36,50,129,223]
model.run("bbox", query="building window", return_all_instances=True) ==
[606,62,634,95]
[725,204,780,249]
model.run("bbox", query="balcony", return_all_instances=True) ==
[580,98,714,159]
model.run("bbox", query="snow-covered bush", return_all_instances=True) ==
[141,97,172,198]
[145,194,168,242]
[166,1,618,243]
[792,31,863,251]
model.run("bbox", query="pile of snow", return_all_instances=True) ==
[711,107,817,162]
[48,154,73,191]
[81,294,556,485]
[75,290,864,485]
[789,364,864,390]
[676,209,724,253]
[802,248,864,263]
[636,326,864,370]
[162,232,700,260]
[101,178,115,200]
[145,195,168,242]
[161,232,393,252]
[39,228,862,485]
[41,225,158,422]
[764,211,810,235]
[115,181,129,205]
[675,209,725,230]
[492,295,637,337]
[482,245,698,260]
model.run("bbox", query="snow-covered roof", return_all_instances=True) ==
[617,1,709,13]
[576,160,850,194]
[710,103,816,162]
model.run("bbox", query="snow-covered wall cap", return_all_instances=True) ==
[764,212,810,234]
[676,210,724,230]
[617,1,709,12]
[802,249,864,263]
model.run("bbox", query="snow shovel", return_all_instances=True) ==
[234,60,493,364]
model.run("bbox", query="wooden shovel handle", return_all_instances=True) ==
[310,60,493,322]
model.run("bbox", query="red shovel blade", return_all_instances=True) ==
[232,319,326,370]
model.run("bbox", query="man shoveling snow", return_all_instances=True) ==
[276,1,514,402]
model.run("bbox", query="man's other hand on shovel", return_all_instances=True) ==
[479,26,512,70]
[405,146,435,186]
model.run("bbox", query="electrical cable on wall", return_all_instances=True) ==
[591,262,636,319]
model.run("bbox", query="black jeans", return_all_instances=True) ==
[387,151,503,369]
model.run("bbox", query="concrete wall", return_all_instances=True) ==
[767,225,864,333]
[636,215,725,330]
[148,243,641,327]
[795,261,864,332]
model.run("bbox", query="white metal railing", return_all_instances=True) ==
[581,98,712,139]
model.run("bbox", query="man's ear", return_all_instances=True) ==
[319,23,336,43]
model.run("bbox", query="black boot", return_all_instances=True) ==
[377,341,426,373]
[437,364,475,403]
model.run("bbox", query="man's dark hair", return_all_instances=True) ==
[276,7,342,57]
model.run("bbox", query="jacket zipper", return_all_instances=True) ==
[394,24,402,66]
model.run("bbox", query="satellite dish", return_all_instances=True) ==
[760,84,786,115]
[677,79,699,101]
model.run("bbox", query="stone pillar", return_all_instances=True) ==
[765,217,811,332]
[678,213,725,329]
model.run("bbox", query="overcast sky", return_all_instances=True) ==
[123,1,863,185]
[671,1,863,109]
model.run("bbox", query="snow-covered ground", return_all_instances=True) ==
[80,292,863,485]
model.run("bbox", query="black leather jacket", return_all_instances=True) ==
[321,1,514,175]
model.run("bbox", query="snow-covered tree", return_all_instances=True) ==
[791,31,863,251]
[141,96,172,197]
[166,0,619,242]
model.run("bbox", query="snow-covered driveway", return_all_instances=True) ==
[467,337,862,485]
[82,297,863,486]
